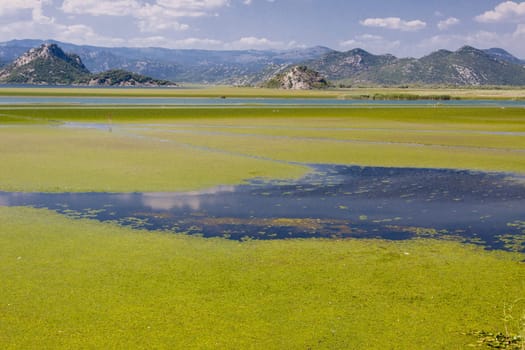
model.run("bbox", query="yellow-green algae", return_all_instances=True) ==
[1,102,525,349]
[0,126,305,192]
[0,107,524,192]
[0,207,523,349]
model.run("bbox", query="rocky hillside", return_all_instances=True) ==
[263,65,329,89]
[413,46,525,85]
[0,43,90,84]
[307,46,525,86]
[308,48,397,81]
[0,44,176,86]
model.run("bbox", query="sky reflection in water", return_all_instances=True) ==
[1,165,524,252]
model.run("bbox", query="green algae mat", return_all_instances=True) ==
[1,105,524,349]
[0,207,523,349]
[0,106,524,192]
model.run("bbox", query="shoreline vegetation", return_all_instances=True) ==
[1,86,525,100]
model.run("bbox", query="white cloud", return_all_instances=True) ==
[57,24,126,46]
[360,17,427,31]
[339,39,357,47]
[356,34,383,41]
[417,29,525,57]
[0,19,125,47]
[128,36,223,48]
[61,0,139,16]
[60,0,230,33]
[61,0,229,17]
[476,1,525,23]
[433,32,497,48]
[513,23,525,37]
[117,36,300,50]
[438,17,459,30]
[241,0,275,5]
[226,36,286,49]
[152,0,230,16]
[0,0,50,16]
[135,4,190,32]
[174,37,223,46]
[0,0,54,24]
[238,36,278,45]
[339,34,401,54]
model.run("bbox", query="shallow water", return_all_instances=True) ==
[1,165,524,252]
[1,96,525,107]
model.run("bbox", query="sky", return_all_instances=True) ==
[1,0,525,57]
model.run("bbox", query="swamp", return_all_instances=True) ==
[0,91,524,349]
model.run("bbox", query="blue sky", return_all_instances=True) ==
[1,0,525,57]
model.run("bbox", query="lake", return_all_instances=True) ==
[1,165,524,252]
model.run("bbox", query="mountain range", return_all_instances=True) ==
[1,39,524,86]
[0,39,333,85]
[306,46,525,86]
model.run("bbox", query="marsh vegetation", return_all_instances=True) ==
[0,94,524,349]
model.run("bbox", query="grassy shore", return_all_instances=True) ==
[0,125,305,192]
[1,207,523,349]
[1,86,525,99]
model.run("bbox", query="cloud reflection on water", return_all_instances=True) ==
[141,186,235,211]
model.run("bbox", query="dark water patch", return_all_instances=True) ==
[1,165,524,252]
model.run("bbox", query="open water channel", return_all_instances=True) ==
[1,96,525,107]
[1,165,524,252]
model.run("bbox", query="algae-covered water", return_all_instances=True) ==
[2,165,524,252]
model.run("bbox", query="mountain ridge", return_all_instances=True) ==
[0,40,334,84]
[306,45,525,86]
[1,40,524,86]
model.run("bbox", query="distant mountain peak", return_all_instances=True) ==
[433,49,453,55]
[457,45,478,52]
[346,48,372,56]
[10,43,88,71]
[0,43,90,84]
[456,46,488,57]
